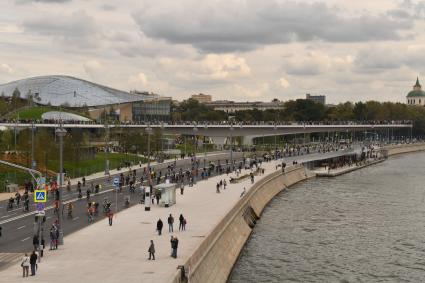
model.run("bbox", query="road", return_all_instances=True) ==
[0,151,249,266]
[0,146,363,269]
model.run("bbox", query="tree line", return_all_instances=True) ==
[173,99,424,135]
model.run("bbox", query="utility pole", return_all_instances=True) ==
[55,122,67,245]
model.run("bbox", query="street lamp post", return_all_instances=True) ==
[31,121,35,169]
[204,125,208,168]
[230,123,234,172]
[104,119,110,176]
[274,124,277,160]
[193,124,198,158]
[145,124,152,175]
[55,123,67,245]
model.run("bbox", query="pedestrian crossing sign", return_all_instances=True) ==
[34,190,47,203]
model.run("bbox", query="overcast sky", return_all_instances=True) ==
[1,0,424,103]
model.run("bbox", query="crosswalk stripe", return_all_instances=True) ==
[0,253,23,271]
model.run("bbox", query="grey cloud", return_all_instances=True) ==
[100,4,116,11]
[133,1,413,53]
[22,10,99,48]
[354,46,425,72]
[16,0,71,3]
[388,0,425,19]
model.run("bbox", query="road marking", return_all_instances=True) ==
[21,237,30,242]
[46,216,51,220]
[72,217,79,221]
[1,215,9,218]
[17,225,25,230]
[7,208,21,213]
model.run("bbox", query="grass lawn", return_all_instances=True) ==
[48,152,147,178]
[0,165,33,192]
[9,106,90,120]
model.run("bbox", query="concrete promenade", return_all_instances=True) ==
[0,157,283,282]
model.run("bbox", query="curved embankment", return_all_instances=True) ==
[172,143,425,283]
[171,165,314,283]
[384,143,425,156]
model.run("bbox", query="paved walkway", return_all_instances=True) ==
[0,159,284,283]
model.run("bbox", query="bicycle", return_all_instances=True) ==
[87,212,94,223]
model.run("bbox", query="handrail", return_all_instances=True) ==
[0,159,42,183]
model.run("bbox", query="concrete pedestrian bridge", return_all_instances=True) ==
[0,121,412,138]
[0,120,412,145]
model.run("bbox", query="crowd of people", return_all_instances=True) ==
[0,118,413,126]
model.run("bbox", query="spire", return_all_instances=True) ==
[414,76,422,90]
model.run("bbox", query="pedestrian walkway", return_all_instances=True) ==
[0,159,283,283]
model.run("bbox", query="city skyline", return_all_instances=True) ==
[1,0,425,104]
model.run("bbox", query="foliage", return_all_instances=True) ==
[173,99,227,121]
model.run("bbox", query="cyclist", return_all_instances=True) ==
[87,203,94,223]
[7,197,14,210]
[67,203,73,219]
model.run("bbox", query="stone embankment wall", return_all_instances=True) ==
[172,165,313,283]
[384,143,425,157]
[171,143,425,283]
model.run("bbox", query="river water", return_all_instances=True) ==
[229,152,425,283]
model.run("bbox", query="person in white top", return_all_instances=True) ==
[21,253,30,277]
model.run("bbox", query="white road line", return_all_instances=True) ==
[46,216,51,220]
[17,225,25,230]
[72,217,79,221]
[1,215,9,218]
[21,237,30,242]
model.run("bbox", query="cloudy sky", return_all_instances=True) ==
[0,0,424,103]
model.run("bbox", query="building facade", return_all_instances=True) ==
[306,93,326,104]
[205,100,284,113]
[406,77,425,106]
[191,93,212,103]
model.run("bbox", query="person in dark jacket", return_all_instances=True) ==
[148,240,155,260]
[30,251,37,276]
[156,219,163,235]
[179,214,184,231]
[171,236,179,258]
[167,214,174,233]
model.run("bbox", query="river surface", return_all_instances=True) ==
[229,152,425,283]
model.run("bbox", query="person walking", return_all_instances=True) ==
[170,236,174,256]
[179,214,184,231]
[182,218,187,231]
[168,214,174,233]
[156,219,163,235]
[21,253,30,277]
[216,182,220,193]
[29,251,37,276]
[148,240,155,260]
[107,211,114,226]
[223,179,227,190]
[171,236,179,258]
